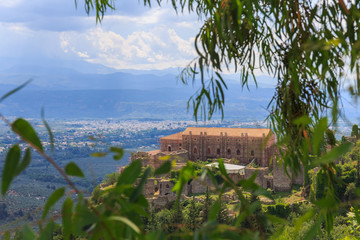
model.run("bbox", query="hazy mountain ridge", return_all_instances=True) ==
[0,64,357,122]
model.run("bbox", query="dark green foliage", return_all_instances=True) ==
[170,170,180,184]
[201,187,212,223]
[102,172,121,186]
[342,169,357,184]
[185,196,200,231]
[326,129,336,147]
[110,146,123,160]
[351,124,359,139]
[145,207,157,232]
[12,118,43,152]
[154,160,171,176]
[155,209,173,232]
[170,201,184,233]
[1,145,32,195]
[216,199,231,224]
[64,162,84,178]
[344,182,357,202]
[264,203,292,219]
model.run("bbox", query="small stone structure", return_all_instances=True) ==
[272,163,304,192]
[244,167,270,189]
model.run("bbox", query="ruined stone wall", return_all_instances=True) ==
[131,151,149,161]
[244,167,269,188]
[131,150,189,169]
[228,173,245,183]
[291,165,304,185]
[264,175,273,189]
[152,150,188,164]
[148,194,187,208]
[159,180,176,196]
[184,177,214,195]
[165,150,188,163]
[272,164,292,192]
[131,151,153,167]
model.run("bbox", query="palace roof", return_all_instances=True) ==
[183,127,271,137]
[161,132,183,140]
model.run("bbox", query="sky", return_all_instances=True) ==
[0,0,201,71]
[0,0,357,123]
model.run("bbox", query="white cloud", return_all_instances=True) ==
[176,21,197,29]
[0,22,32,34]
[60,27,196,70]
[168,29,195,56]
[77,51,89,58]
[0,0,202,72]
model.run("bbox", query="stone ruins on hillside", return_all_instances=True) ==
[128,127,304,206]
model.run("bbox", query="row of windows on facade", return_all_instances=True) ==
[184,138,261,142]
[167,146,254,156]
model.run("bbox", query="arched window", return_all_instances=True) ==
[237,149,241,155]
[194,147,197,154]
[207,147,211,154]
[168,146,171,152]
[227,149,231,155]
[251,150,254,156]
[217,148,220,154]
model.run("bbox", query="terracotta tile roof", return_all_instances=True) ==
[183,127,271,137]
[160,132,183,140]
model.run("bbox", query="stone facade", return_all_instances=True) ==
[161,127,276,166]
[244,167,270,189]
[272,163,304,192]
[129,127,304,196]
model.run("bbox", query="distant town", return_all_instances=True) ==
[0,119,271,156]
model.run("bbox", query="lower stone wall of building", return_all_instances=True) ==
[292,165,304,185]
[272,164,292,192]
[245,167,269,189]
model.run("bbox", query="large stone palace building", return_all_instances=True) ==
[128,127,303,201]
[160,127,276,167]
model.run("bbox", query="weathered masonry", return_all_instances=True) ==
[160,127,275,167]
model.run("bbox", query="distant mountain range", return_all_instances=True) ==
[0,62,357,122]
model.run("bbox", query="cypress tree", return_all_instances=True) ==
[202,187,212,223]
[187,196,199,231]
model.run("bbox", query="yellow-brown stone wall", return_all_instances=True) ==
[161,139,182,152]
[182,133,272,166]
[160,130,276,167]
